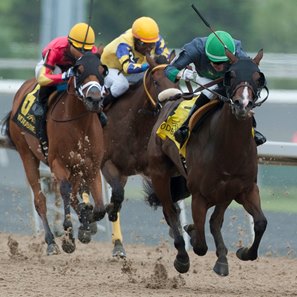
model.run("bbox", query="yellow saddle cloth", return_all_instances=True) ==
[156,95,219,157]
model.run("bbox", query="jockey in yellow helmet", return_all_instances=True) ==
[33,23,106,149]
[100,16,169,107]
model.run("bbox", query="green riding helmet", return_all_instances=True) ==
[205,31,235,63]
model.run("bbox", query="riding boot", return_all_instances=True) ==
[33,86,54,158]
[252,116,266,146]
[32,86,54,117]
[174,93,210,144]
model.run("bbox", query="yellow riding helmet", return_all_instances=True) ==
[132,17,159,43]
[68,23,95,50]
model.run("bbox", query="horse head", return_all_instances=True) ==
[223,49,267,120]
[143,51,179,109]
[72,52,108,112]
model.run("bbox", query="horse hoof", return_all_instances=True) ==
[184,224,195,237]
[236,247,257,261]
[108,212,118,222]
[62,237,76,253]
[213,260,229,276]
[47,243,60,256]
[89,222,98,235]
[174,257,190,274]
[112,240,126,258]
[78,227,92,244]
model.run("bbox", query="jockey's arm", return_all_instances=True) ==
[37,50,66,86]
[154,36,170,58]
[117,44,149,74]
[165,50,194,82]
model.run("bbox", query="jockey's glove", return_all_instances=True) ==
[178,69,197,82]
[62,67,75,80]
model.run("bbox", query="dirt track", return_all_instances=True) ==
[0,233,296,297]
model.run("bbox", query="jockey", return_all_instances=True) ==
[165,30,266,146]
[33,22,107,148]
[100,16,170,107]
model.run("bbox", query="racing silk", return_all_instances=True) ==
[37,36,98,86]
[101,29,169,74]
[165,36,247,82]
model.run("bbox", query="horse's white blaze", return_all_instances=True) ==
[242,86,249,107]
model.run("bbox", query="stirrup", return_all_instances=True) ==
[254,130,266,146]
[40,141,48,159]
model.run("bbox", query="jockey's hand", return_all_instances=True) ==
[62,67,75,80]
[178,69,197,81]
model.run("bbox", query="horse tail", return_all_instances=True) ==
[0,112,15,149]
[143,177,162,209]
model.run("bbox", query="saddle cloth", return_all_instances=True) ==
[12,83,40,137]
[156,96,220,157]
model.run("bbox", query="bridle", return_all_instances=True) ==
[223,58,269,109]
[72,52,107,102]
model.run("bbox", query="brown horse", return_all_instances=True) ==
[145,49,268,276]
[101,52,180,256]
[1,52,107,255]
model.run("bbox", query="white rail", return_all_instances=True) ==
[258,141,297,166]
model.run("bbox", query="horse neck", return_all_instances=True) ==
[63,92,86,115]
[213,103,253,151]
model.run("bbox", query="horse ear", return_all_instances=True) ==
[253,49,264,66]
[97,44,104,56]
[225,48,238,64]
[146,53,157,68]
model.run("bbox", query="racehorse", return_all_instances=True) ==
[101,52,180,256]
[145,49,268,276]
[1,52,107,255]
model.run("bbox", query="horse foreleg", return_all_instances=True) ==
[209,203,231,276]
[60,179,76,253]
[101,162,126,222]
[22,156,59,255]
[189,194,208,256]
[52,180,64,237]
[77,191,93,244]
[236,185,267,261]
[151,175,189,273]
[89,173,106,222]
[112,215,126,258]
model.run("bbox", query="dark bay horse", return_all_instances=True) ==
[1,53,107,255]
[101,52,179,256]
[146,49,268,276]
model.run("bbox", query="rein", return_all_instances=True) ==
[50,90,90,123]
[143,64,167,108]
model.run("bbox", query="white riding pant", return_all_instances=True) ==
[195,76,218,100]
[104,68,144,98]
